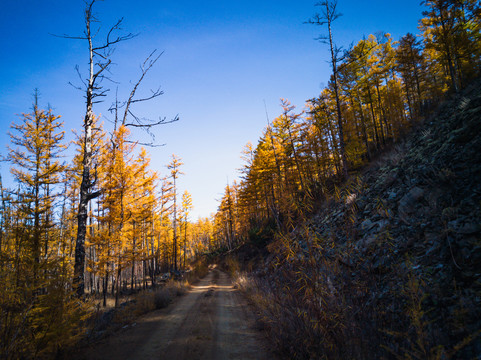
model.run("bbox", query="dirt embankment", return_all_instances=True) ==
[73,269,273,360]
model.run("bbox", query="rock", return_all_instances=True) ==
[458,222,481,235]
[361,234,377,247]
[398,186,424,216]
[361,219,375,231]
[424,231,439,244]
[388,191,398,201]
[375,219,390,232]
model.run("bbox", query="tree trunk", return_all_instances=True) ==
[325,1,348,178]
[74,15,95,298]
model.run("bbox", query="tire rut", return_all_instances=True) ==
[73,268,273,360]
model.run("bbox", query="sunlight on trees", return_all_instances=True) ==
[210,0,481,252]
[0,0,480,357]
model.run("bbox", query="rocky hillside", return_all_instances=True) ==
[235,81,481,359]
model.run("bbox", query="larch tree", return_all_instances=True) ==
[180,190,193,270]
[130,147,157,289]
[59,0,176,297]
[306,0,348,177]
[396,33,425,119]
[166,155,184,271]
[1,96,92,358]
[279,99,306,193]
[156,176,174,271]
[56,0,135,297]
[6,94,66,282]
[421,0,461,92]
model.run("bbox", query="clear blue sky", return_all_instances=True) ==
[0,0,424,219]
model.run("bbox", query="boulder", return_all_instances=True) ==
[398,186,424,216]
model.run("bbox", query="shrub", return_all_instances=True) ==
[184,259,209,283]
[165,281,187,297]
[132,292,155,316]
[153,289,172,309]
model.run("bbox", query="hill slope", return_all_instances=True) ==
[233,81,481,359]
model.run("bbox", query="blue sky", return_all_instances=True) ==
[0,0,424,219]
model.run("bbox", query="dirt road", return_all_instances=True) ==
[73,269,273,360]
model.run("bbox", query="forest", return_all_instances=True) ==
[213,0,480,250]
[1,0,481,358]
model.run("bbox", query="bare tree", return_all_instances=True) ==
[110,49,179,145]
[306,0,348,178]
[58,0,134,297]
[57,0,177,297]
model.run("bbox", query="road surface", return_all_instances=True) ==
[73,269,273,360]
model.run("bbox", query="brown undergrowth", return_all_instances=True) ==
[230,229,480,359]
[225,82,481,359]
[78,258,209,350]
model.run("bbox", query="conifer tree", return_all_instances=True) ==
[396,33,425,119]
[7,94,66,281]
[57,0,135,298]
[307,0,348,177]
[180,190,193,269]
[166,155,184,271]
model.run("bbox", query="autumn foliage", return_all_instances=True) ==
[0,109,204,357]
[1,0,480,358]
[212,0,481,252]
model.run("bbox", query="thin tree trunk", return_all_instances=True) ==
[367,86,381,149]
[115,257,121,307]
[74,16,95,298]
[375,83,387,145]
[355,90,371,160]
[325,1,348,177]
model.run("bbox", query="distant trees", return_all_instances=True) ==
[214,182,238,250]
[211,0,481,249]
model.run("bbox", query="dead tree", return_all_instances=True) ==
[57,0,176,297]
[60,0,134,297]
[306,0,348,178]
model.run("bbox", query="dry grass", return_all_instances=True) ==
[184,259,209,284]
[104,280,190,330]
[231,228,388,359]
[233,239,480,359]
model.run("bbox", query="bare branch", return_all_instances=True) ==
[124,114,179,128]
[92,18,137,51]
[130,88,164,104]
[50,33,88,40]
[125,140,166,148]
[92,59,112,82]
[121,50,164,126]
[68,82,83,91]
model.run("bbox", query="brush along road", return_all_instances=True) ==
[74,268,273,360]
